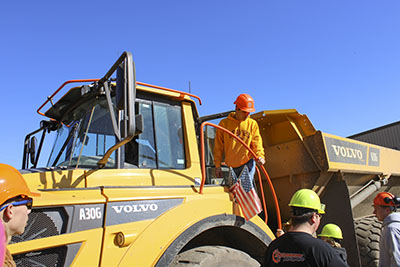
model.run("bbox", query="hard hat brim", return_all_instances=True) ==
[28,191,40,197]
[240,107,255,112]
[288,203,325,214]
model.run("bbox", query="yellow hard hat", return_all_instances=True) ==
[319,223,343,239]
[288,189,325,214]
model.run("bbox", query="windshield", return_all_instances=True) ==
[47,98,117,168]
[45,94,186,170]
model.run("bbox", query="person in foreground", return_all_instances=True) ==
[0,164,39,267]
[373,192,400,267]
[264,189,348,266]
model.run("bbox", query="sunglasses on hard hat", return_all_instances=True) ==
[0,197,33,212]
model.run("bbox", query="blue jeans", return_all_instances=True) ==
[232,159,255,182]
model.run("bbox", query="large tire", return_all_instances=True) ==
[354,216,382,267]
[169,246,260,267]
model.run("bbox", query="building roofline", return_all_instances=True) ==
[348,120,400,138]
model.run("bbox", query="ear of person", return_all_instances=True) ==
[4,205,14,220]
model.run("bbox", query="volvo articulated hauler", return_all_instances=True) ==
[9,51,400,267]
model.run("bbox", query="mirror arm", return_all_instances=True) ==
[103,82,121,140]
[97,136,134,168]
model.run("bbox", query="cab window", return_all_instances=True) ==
[125,98,185,169]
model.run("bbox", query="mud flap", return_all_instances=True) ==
[319,173,361,267]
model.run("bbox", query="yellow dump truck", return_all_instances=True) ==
[10,52,400,267]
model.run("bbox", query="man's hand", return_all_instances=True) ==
[215,167,223,178]
[257,157,266,165]
[276,229,285,237]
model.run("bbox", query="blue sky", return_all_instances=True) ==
[1,1,399,169]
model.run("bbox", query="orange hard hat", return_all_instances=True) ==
[374,192,398,207]
[0,164,40,206]
[234,94,255,112]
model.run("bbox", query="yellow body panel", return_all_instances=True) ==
[117,197,274,267]
[26,187,105,206]
[9,229,104,266]
[100,185,274,266]
[322,132,400,176]
[8,189,106,266]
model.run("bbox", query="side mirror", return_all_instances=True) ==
[22,121,55,169]
[116,63,125,111]
[29,136,37,166]
[115,52,136,137]
[97,52,137,168]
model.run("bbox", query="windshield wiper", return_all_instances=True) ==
[51,123,79,166]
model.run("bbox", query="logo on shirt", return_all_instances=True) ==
[272,249,305,263]
[231,129,250,142]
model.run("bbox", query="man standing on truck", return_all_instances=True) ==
[264,189,348,266]
[213,93,265,181]
[373,192,400,267]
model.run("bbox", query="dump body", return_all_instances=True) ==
[252,109,400,267]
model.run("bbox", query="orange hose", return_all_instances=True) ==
[256,166,268,224]
[200,121,281,229]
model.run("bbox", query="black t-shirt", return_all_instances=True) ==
[333,247,348,264]
[264,232,348,267]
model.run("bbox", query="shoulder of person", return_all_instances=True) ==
[246,117,257,123]
[383,213,400,228]
[218,117,229,125]
[385,222,400,233]
[245,117,259,128]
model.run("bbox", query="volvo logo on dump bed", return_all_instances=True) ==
[324,136,380,166]
[325,136,367,165]
[106,198,183,226]
[331,145,363,160]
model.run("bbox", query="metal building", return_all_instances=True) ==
[348,121,400,151]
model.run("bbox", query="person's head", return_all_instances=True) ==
[288,189,325,233]
[319,223,343,248]
[234,94,255,121]
[0,164,39,240]
[373,192,399,221]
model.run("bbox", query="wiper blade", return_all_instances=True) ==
[51,123,79,166]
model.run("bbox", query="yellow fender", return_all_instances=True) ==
[117,198,273,266]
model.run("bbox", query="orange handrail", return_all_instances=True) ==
[137,81,202,105]
[37,79,202,119]
[37,79,100,116]
[199,121,282,229]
